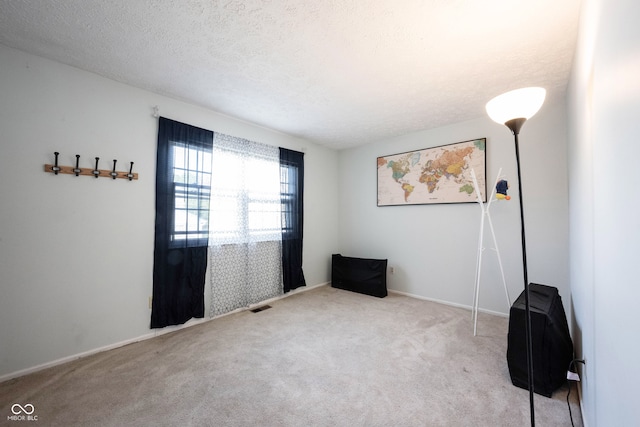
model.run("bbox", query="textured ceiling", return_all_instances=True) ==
[0,0,582,150]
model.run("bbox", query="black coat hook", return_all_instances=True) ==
[73,155,81,176]
[111,159,118,180]
[93,157,100,178]
[127,162,134,181]
[52,152,60,175]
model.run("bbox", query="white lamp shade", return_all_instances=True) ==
[485,87,546,125]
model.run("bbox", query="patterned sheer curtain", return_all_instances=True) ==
[208,133,283,316]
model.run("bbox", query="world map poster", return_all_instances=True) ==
[377,138,486,206]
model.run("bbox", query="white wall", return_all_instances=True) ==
[567,0,640,425]
[337,102,570,317]
[0,44,340,378]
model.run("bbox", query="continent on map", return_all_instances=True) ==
[387,158,410,182]
[459,183,474,195]
[474,139,486,151]
[386,152,421,185]
[419,171,441,193]
[419,147,474,193]
[401,183,414,202]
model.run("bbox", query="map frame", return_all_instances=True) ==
[377,138,487,207]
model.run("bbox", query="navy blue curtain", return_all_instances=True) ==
[279,148,306,293]
[151,117,213,328]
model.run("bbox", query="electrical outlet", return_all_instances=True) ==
[567,371,580,381]
[390,267,394,274]
[567,359,585,381]
[148,296,152,309]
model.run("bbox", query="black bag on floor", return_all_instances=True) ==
[507,283,573,397]
[331,254,387,298]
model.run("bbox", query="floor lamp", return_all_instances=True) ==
[486,87,546,427]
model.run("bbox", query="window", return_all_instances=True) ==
[152,118,304,329]
[208,137,282,245]
[280,162,298,237]
[170,142,212,245]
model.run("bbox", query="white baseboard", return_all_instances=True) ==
[0,282,329,383]
[388,288,509,318]
[577,380,588,427]
[0,332,156,383]
[246,281,329,310]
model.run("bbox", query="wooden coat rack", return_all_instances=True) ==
[44,152,138,181]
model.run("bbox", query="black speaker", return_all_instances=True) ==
[507,283,573,397]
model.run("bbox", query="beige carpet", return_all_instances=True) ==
[1,285,582,426]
